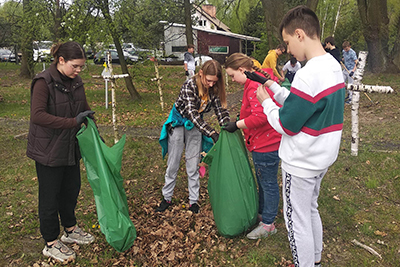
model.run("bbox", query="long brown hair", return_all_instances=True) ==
[225,53,271,79]
[51,41,86,64]
[194,60,227,108]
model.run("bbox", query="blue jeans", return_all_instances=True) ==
[252,150,280,224]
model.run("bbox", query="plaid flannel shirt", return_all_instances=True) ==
[174,78,230,137]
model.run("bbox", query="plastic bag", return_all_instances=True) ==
[76,118,136,252]
[203,130,258,237]
[281,78,291,90]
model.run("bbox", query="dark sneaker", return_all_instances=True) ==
[188,203,199,214]
[155,199,171,212]
[42,239,76,263]
[61,226,95,245]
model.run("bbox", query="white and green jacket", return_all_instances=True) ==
[262,53,345,178]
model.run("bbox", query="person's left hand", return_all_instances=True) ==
[349,71,354,77]
[211,132,219,143]
[256,84,271,104]
[279,76,285,82]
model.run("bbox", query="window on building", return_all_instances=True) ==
[172,46,187,52]
[209,46,229,54]
[198,20,207,27]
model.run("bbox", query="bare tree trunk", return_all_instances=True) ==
[357,0,399,73]
[54,0,61,41]
[98,0,141,101]
[306,0,319,11]
[184,0,193,46]
[332,0,343,37]
[389,15,400,70]
[321,4,329,39]
[260,0,285,48]
[20,0,34,79]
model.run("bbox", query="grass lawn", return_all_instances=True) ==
[0,61,399,266]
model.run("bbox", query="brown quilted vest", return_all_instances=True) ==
[26,64,88,166]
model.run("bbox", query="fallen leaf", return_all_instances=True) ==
[333,195,340,201]
[374,230,387,237]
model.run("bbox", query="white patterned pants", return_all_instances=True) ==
[282,168,327,267]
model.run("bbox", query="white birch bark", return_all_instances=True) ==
[153,60,164,111]
[107,51,119,144]
[350,51,368,156]
[332,0,342,37]
[347,84,394,94]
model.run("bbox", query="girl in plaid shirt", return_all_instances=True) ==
[156,60,230,214]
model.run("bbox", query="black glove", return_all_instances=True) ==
[244,71,269,84]
[76,110,95,125]
[223,121,238,133]
[211,133,219,143]
[349,71,354,77]
[185,70,189,76]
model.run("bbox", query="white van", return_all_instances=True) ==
[33,41,53,62]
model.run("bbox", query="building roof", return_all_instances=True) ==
[161,22,261,42]
[193,4,231,32]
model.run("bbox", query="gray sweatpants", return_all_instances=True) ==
[162,126,202,205]
[282,168,327,267]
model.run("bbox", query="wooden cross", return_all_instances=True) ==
[150,58,165,111]
[347,51,394,156]
[92,51,129,143]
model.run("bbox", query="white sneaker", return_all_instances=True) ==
[61,226,95,245]
[246,222,277,240]
[42,239,76,262]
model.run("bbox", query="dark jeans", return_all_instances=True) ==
[36,161,81,242]
[252,150,280,224]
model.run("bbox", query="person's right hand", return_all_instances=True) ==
[279,76,285,82]
[244,71,269,84]
[185,70,189,76]
[76,110,95,125]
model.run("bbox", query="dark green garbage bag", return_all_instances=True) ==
[76,118,136,252]
[203,130,258,237]
[281,78,291,90]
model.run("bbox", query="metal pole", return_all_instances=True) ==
[105,79,109,109]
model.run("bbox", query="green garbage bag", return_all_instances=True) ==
[281,78,291,90]
[76,118,136,252]
[203,130,258,237]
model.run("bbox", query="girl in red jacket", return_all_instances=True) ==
[224,53,282,239]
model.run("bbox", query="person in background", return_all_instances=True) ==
[26,41,95,263]
[281,56,301,83]
[156,60,230,214]
[249,5,345,266]
[224,52,281,240]
[250,56,262,69]
[261,43,287,83]
[324,36,341,63]
[342,41,358,103]
[184,44,196,80]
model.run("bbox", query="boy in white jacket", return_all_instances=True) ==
[246,5,345,267]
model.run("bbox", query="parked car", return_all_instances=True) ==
[93,50,139,65]
[0,49,16,62]
[33,41,52,62]
[195,55,212,66]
